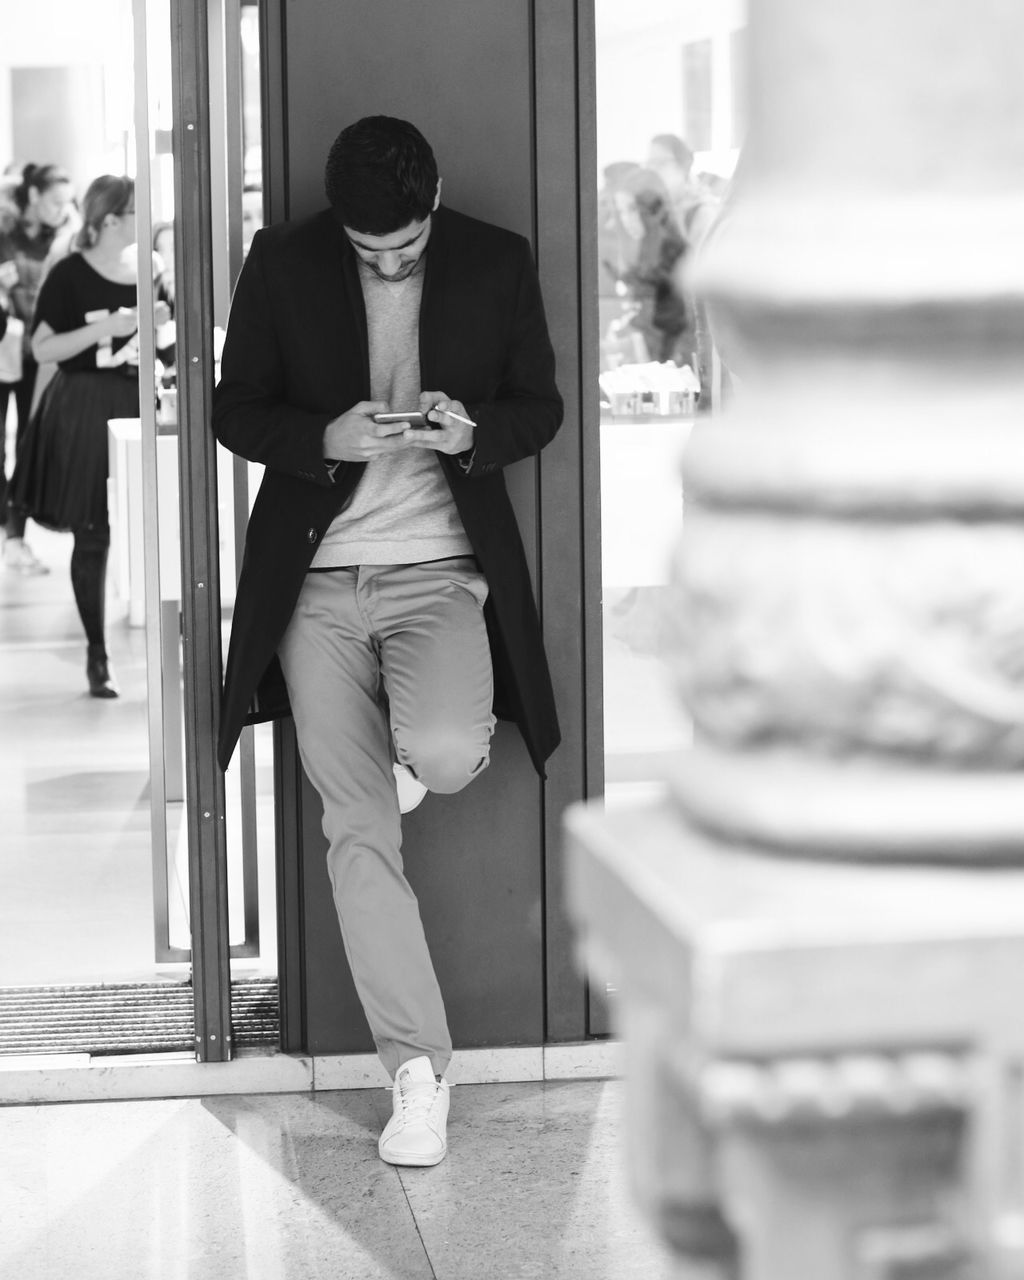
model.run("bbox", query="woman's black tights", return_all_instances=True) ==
[70,526,110,652]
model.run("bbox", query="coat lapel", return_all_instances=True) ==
[419,207,451,388]
[312,211,370,400]
[338,237,371,397]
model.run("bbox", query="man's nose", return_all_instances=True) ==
[377,251,402,276]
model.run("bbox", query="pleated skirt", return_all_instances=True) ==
[11,368,140,533]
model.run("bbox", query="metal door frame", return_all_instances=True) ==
[169,0,233,1062]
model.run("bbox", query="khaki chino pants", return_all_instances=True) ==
[277,557,495,1078]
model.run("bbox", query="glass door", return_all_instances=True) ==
[0,0,276,1060]
[0,1,176,1012]
[586,1,747,1032]
[594,0,747,803]
[206,0,280,1035]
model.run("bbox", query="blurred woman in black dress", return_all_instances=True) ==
[13,175,170,697]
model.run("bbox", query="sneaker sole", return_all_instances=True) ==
[378,1143,447,1167]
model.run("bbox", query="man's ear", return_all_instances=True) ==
[432,178,442,212]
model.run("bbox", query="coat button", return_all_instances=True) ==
[306,527,318,544]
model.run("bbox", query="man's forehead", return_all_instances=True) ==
[344,219,430,251]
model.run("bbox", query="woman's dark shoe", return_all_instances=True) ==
[86,644,119,699]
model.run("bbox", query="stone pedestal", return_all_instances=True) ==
[565,799,1024,1278]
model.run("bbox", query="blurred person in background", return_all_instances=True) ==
[0,162,77,574]
[648,134,728,404]
[647,132,719,251]
[151,220,177,379]
[598,160,642,297]
[10,175,172,698]
[597,160,648,370]
[608,167,695,366]
[152,220,175,306]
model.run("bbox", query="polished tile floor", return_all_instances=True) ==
[1,443,682,1277]
[0,1077,674,1280]
[0,519,278,988]
[1,519,176,985]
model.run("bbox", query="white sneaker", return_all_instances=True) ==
[378,1055,450,1167]
[3,537,49,575]
[393,763,427,814]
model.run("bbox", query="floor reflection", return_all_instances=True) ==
[0,1078,672,1279]
[0,522,161,986]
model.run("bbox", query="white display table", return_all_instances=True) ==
[107,417,186,800]
[108,417,181,628]
[599,415,692,589]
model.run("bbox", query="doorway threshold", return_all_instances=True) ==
[0,1041,620,1105]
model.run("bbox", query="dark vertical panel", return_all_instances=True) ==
[301,730,543,1055]
[273,719,305,1051]
[573,3,610,1038]
[260,0,294,1044]
[281,0,533,234]
[258,0,289,223]
[403,733,544,1049]
[272,0,561,1055]
[575,7,603,815]
[533,0,596,1043]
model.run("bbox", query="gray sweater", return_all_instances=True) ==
[311,254,472,568]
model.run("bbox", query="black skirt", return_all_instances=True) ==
[11,368,140,533]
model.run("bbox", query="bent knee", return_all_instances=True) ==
[398,726,492,795]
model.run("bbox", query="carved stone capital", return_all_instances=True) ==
[663,2,1024,873]
[671,508,1024,767]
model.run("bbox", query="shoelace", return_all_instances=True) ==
[394,1078,441,1130]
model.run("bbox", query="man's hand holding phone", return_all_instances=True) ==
[323,396,475,462]
[404,391,476,456]
[373,410,431,428]
[323,400,410,461]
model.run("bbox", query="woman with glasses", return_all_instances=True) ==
[11,174,170,698]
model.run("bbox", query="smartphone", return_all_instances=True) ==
[373,411,438,429]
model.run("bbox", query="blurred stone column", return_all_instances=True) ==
[566,2,1024,1277]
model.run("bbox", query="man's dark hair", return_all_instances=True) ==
[324,116,439,234]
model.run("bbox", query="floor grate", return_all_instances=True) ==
[0,976,279,1057]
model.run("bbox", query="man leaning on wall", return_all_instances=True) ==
[212,115,563,1167]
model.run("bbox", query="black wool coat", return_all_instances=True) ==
[212,204,564,776]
